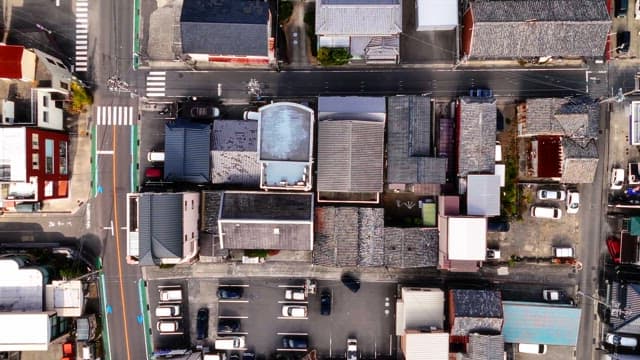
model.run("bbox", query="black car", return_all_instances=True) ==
[341,273,361,293]
[320,290,331,316]
[217,287,244,299]
[196,308,209,340]
[615,0,628,17]
[217,318,241,333]
[617,31,631,54]
[282,336,308,349]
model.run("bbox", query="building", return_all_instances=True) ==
[448,289,503,339]
[396,288,449,360]
[387,96,448,188]
[609,281,640,335]
[0,44,36,81]
[164,121,212,183]
[315,0,402,64]
[502,301,581,346]
[125,192,200,265]
[255,102,314,191]
[0,258,81,351]
[464,333,505,360]
[180,0,273,64]
[415,0,457,31]
[317,97,385,203]
[0,127,70,206]
[632,101,640,145]
[461,0,611,60]
[466,174,501,216]
[457,96,496,177]
[211,119,259,187]
[218,191,314,251]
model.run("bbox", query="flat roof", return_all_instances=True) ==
[259,102,313,162]
[0,312,51,351]
[502,301,581,346]
[0,127,27,182]
[0,258,44,312]
[399,288,444,331]
[447,217,487,260]
[467,175,501,216]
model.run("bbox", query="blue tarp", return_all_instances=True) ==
[502,301,581,346]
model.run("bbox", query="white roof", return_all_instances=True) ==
[396,288,444,335]
[632,101,640,145]
[403,332,449,360]
[0,258,44,311]
[0,312,51,351]
[0,127,26,181]
[467,174,501,216]
[495,164,506,187]
[45,280,84,317]
[416,0,458,30]
[447,217,487,260]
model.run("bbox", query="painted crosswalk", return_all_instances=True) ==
[146,71,166,97]
[95,106,135,126]
[75,0,89,72]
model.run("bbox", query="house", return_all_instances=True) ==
[125,192,200,265]
[464,333,505,360]
[218,191,314,251]
[211,119,259,186]
[502,301,581,346]
[609,281,640,335]
[466,174,500,216]
[387,96,448,189]
[254,102,314,191]
[517,98,599,183]
[396,288,449,360]
[317,97,385,203]
[164,121,212,183]
[415,0,458,31]
[0,258,81,351]
[457,96,496,177]
[448,289,503,339]
[461,0,611,60]
[315,0,402,64]
[180,0,273,64]
[0,127,70,206]
[384,227,439,268]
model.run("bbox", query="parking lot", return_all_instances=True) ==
[147,277,397,358]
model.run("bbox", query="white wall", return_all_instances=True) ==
[181,192,200,263]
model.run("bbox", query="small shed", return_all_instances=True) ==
[467,175,501,216]
[416,0,458,31]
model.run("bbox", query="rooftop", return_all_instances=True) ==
[561,138,598,184]
[211,120,259,186]
[384,227,439,268]
[450,289,503,336]
[458,97,496,177]
[316,0,402,36]
[259,102,313,162]
[0,258,44,312]
[138,193,184,265]
[466,175,501,216]
[611,281,640,334]
[164,121,211,183]
[520,98,600,139]
[502,301,581,346]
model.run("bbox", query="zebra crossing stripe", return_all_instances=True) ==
[96,106,135,126]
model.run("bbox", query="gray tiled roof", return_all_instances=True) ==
[165,122,211,183]
[213,120,257,152]
[138,193,184,265]
[180,0,269,56]
[468,0,611,58]
[317,120,384,192]
[387,96,447,184]
[219,192,314,250]
[522,98,600,138]
[458,97,496,177]
[450,289,503,336]
[465,333,505,360]
[561,138,598,184]
[211,119,260,186]
[318,97,386,120]
[384,228,439,268]
[316,0,402,36]
[611,281,640,334]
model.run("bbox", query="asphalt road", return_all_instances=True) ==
[153,68,589,100]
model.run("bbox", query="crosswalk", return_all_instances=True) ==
[95,106,135,126]
[146,71,167,97]
[75,0,89,72]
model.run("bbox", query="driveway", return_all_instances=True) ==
[283,0,312,66]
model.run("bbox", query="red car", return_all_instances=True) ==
[145,167,162,180]
[607,236,621,264]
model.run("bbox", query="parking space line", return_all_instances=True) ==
[277,332,308,336]
[276,348,308,352]
[277,284,304,288]
[276,316,308,320]
[277,300,308,304]
[224,331,248,335]
[219,299,249,303]
[220,284,250,287]
[218,315,248,319]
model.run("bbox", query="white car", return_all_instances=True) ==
[284,289,306,301]
[281,305,307,318]
[566,190,580,214]
[606,333,638,348]
[542,289,561,301]
[612,168,625,190]
[537,189,565,201]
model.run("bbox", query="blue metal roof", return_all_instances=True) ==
[502,301,582,346]
[164,121,211,183]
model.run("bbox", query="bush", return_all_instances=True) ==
[279,1,293,24]
[69,81,93,114]
[317,47,351,66]
[245,249,268,258]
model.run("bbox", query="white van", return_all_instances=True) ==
[518,343,547,354]
[147,151,165,162]
[155,305,181,317]
[159,288,182,303]
[215,336,246,350]
[530,206,562,220]
[157,320,181,333]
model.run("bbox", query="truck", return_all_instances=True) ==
[347,338,358,360]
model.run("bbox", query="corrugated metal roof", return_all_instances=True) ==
[467,175,501,216]
[318,97,386,119]
[317,120,384,192]
[164,122,211,183]
[316,0,402,36]
[502,301,581,346]
[403,332,449,360]
[0,45,24,79]
[138,193,184,265]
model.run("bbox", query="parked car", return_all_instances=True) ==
[347,338,358,360]
[159,288,182,303]
[217,287,243,300]
[537,189,566,201]
[542,289,562,302]
[486,248,501,260]
[606,333,638,348]
[155,305,181,317]
[566,190,580,214]
[487,217,510,232]
[145,167,162,181]
[147,151,165,163]
[518,343,547,354]
[214,336,245,350]
[218,319,241,333]
[281,336,308,349]
[320,290,331,316]
[617,31,631,53]
[281,305,307,318]
[616,0,629,17]
[553,246,574,258]
[284,288,306,301]
[190,106,220,119]
[612,168,625,190]
[607,236,622,264]
[157,320,181,333]
[530,206,562,220]
[196,308,209,340]
[341,273,361,293]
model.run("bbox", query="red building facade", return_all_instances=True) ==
[25,128,69,200]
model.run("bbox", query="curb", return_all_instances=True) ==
[97,259,111,360]
[138,279,153,359]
